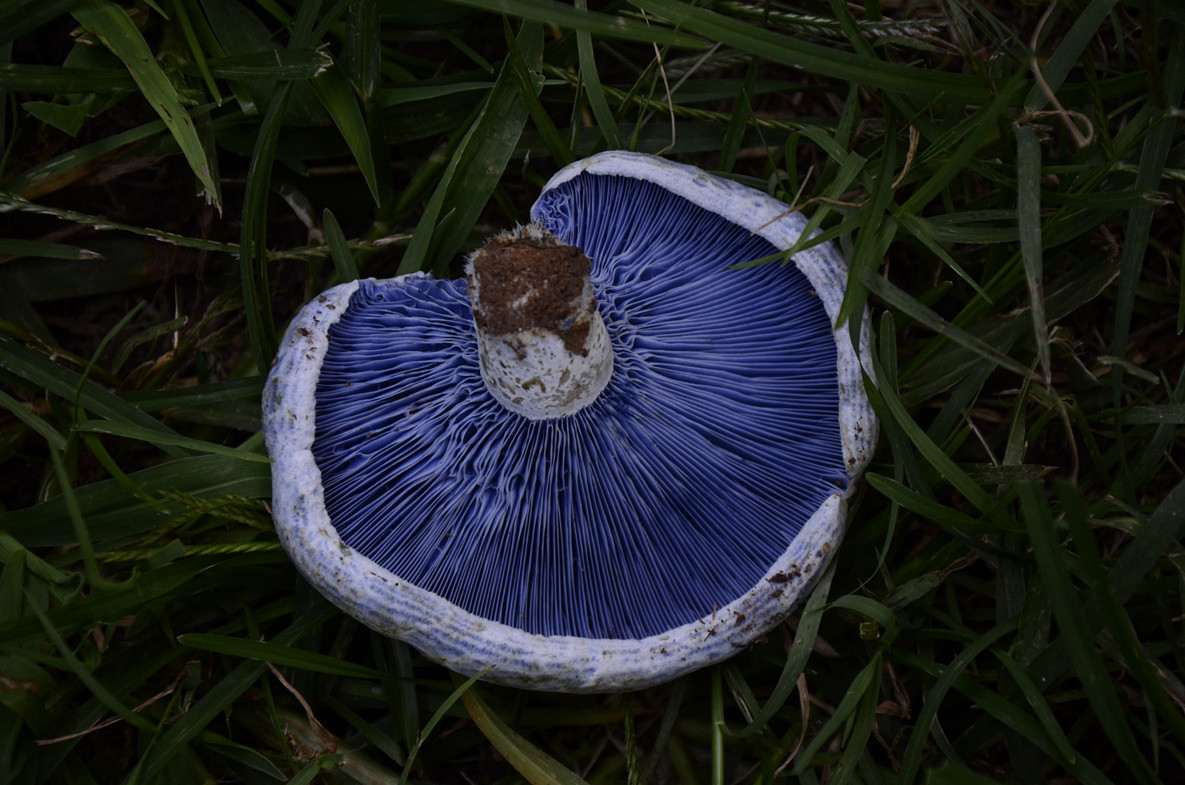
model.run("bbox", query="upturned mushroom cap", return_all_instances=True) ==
[262,151,876,693]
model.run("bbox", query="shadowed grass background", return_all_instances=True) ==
[1,1,1183,783]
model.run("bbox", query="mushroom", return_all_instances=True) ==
[262,151,876,693]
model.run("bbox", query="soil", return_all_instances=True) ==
[468,237,593,356]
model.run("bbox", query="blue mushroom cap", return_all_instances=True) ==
[263,151,876,692]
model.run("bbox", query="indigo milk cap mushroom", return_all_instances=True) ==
[262,150,877,693]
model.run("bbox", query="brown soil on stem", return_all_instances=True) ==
[468,238,593,356]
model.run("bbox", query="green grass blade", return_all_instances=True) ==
[1120,405,1185,425]
[376,81,493,107]
[171,0,221,104]
[320,690,406,767]
[398,22,542,276]
[312,66,381,205]
[870,314,995,512]
[197,733,286,779]
[344,0,379,100]
[119,378,264,411]
[835,105,897,333]
[70,0,220,205]
[198,48,331,79]
[322,208,360,284]
[49,449,138,592]
[638,679,684,783]
[179,633,389,680]
[1,122,165,198]
[1014,123,1050,386]
[1017,480,1160,783]
[863,270,1039,384]
[634,0,991,104]
[991,647,1083,768]
[900,78,1027,215]
[0,387,66,451]
[0,559,195,645]
[134,609,335,781]
[505,18,572,167]
[385,639,419,756]
[1022,479,1185,698]
[897,622,1016,785]
[0,533,82,599]
[398,670,488,785]
[902,646,1114,784]
[865,474,1005,535]
[893,212,993,303]
[1060,481,1185,749]
[1110,33,1185,388]
[1022,0,1122,111]
[0,549,30,627]
[1106,478,1185,605]
[573,0,621,149]
[830,668,880,785]
[0,238,101,260]
[440,0,703,48]
[0,455,270,546]
[0,63,133,92]
[28,596,156,732]
[734,561,834,737]
[0,337,191,455]
[791,653,881,775]
[73,420,269,463]
[710,667,724,785]
[717,56,758,172]
[287,0,323,48]
[239,80,293,375]
[0,0,83,46]
[460,684,591,785]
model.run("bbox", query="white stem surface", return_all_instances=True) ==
[467,224,613,420]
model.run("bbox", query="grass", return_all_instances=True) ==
[1,0,1183,783]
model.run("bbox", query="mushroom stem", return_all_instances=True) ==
[466,223,613,420]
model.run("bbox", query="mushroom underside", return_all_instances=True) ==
[308,172,848,642]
